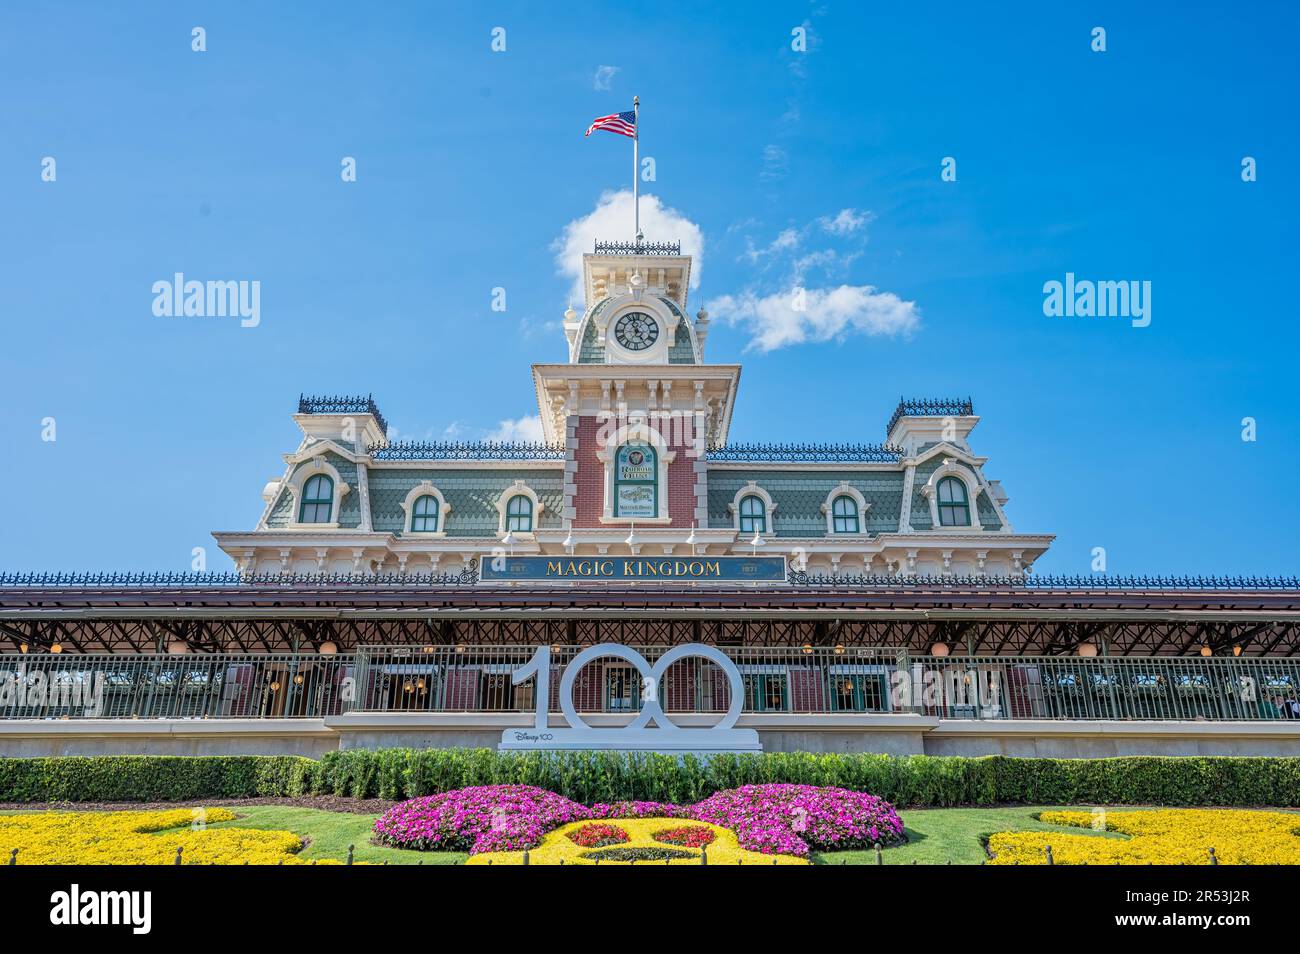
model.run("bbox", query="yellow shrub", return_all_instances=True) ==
[0,809,317,865]
[467,818,810,866]
[989,809,1300,865]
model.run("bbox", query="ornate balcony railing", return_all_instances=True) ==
[2,648,1297,723]
[367,440,566,461]
[708,442,902,463]
[593,240,681,256]
[298,393,388,436]
[885,397,975,438]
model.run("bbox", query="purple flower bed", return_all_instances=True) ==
[690,784,906,858]
[589,801,685,819]
[374,783,905,858]
[372,785,591,853]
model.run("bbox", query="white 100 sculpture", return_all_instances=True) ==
[497,643,762,753]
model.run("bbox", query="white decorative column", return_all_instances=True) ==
[898,462,916,532]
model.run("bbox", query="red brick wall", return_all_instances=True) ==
[572,416,697,527]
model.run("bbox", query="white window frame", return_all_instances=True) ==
[919,459,982,532]
[400,481,451,536]
[728,482,776,534]
[495,480,544,537]
[821,482,870,536]
[285,457,350,530]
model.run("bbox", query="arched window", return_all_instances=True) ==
[738,494,767,534]
[411,494,440,533]
[831,495,859,533]
[505,494,534,532]
[298,474,334,523]
[936,476,970,527]
[613,442,658,518]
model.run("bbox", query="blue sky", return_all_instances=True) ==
[1,1,1296,575]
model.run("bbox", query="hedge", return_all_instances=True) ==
[0,756,313,803]
[2,751,1299,807]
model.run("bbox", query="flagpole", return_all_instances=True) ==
[633,95,641,245]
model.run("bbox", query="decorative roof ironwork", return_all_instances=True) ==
[786,572,1300,590]
[1,570,1297,592]
[593,240,681,256]
[368,440,566,461]
[886,397,975,438]
[707,442,903,463]
[0,569,480,587]
[298,394,389,436]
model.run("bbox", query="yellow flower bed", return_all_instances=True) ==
[989,809,1300,865]
[0,809,329,865]
[467,818,810,866]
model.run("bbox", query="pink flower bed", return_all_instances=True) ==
[374,783,905,858]
[589,800,685,819]
[372,785,590,853]
[690,784,906,857]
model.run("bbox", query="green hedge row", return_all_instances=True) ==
[2,751,1299,807]
[0,756,313,803]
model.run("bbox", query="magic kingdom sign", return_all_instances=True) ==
[478,555,787,583]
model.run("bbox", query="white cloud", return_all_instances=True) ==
[593,65,620,91]
[488,414,545,443]
[553,190,704,305]
[743,227,801,263]
[819,208,870,236]
[707,285,920,353]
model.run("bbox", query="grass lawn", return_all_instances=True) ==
[814,806,1126,865]
[206,807,466,865]
[221,805,1121,865]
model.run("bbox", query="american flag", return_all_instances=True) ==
[585,110,636,138]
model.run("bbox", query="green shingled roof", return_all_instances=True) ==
[707,471,906,537]
[265,452,361,529]
[369,468,563,537]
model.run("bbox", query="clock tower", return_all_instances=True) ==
[531,238,742,541]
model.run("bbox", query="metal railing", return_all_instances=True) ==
[2,649,1297,722]
[886,397,975,437]
[906,655,1300,722]
[0,654,353,720]
[4,571,1298,590]
[593,239,681,256]
[297,393,387,436]
[708,442,902,463]
[367,440,566,461]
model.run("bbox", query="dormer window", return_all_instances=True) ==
[738,495,767,534]
[411,495,440,533]
[831,495,859,533]
[298,475,334,524]
[937,476,970,527]
[505,494,534,532]
[400,482,450,536]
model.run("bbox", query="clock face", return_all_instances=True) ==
[613,311,659,351]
